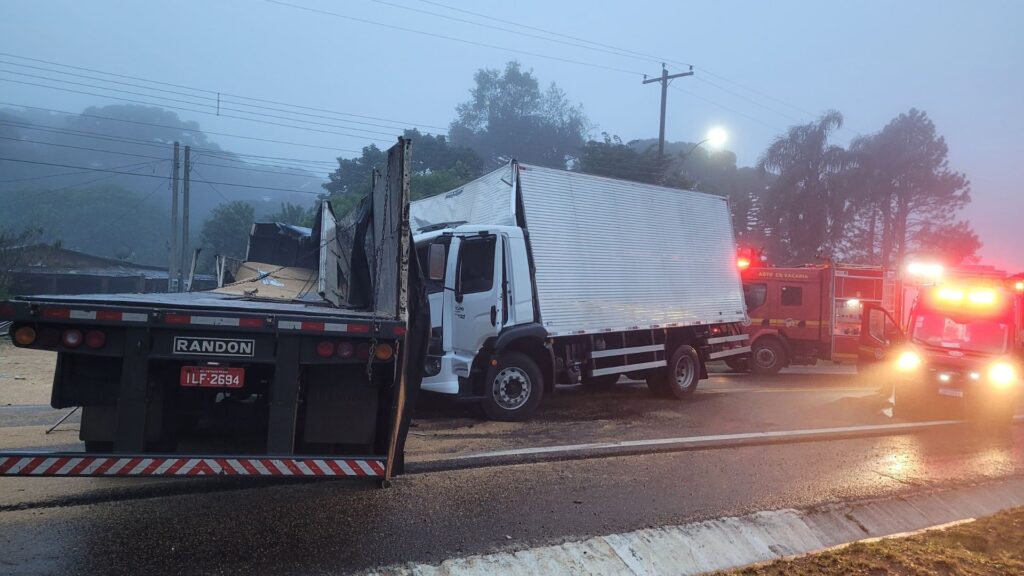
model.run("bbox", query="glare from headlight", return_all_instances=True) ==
[988,362,1017,389]
[895,350,921,372]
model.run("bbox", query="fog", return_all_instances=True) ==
[1,0,1021,270]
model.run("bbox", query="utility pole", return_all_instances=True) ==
[642,63,694,158]
[168,142,180,292]
[179,145,191,292]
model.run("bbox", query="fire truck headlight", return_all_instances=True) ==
[895,350,922,372]
[988,362,1017,389]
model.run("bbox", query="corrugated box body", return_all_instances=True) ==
[412,163,746,336]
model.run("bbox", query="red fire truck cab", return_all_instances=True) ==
[734,264,895,374]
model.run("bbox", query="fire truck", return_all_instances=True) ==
[860,273,1024,421]
[732,263,895,374]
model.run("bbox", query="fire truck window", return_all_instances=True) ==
[743,283,767,311]
[456,235,496,295]
[781,285,803,306]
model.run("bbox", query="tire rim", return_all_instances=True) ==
[673,353,696,390]
[493,367,531,410]
[754,346,777,368]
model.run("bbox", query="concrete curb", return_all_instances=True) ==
[366,476,1024,575]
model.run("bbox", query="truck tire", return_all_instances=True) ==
[481,351,544,421]
[750,338,786,375]
[646,345,701,399]
[724,356,749,372]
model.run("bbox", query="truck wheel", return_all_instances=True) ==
[724,356,749,372]
[481,351,544,421]
[647,345,701,399]
[750,338,786,375]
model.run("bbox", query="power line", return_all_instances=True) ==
[0,156,325,196]
[0,119,338,172]
[191,156,327,180]
[0,52,449,131]
[0,135,169,161]
[0,156,162,183]
[0,77,399,143]
[413,0,691,68]
[188,165,230,203]
[263,0,644,76]
[0,102,363,153]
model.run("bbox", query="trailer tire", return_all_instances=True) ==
[647,345,700,399]
[750,337,786,375]
[481,351,544,421]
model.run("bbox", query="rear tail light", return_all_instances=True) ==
[85,330,106,349]
[13,326,36,346]
[336,341,354,359]
[374,343,394,361]
[316,341,335,358]
[62,329,83,348]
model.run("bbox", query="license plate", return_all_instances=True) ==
[180,366,244,388]
[938,387,964,398]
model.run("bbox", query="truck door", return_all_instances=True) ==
[858,302,901,368]
[451,233,504,367]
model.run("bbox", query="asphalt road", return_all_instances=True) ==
[1,367,1023,575]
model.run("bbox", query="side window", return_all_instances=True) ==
[781,285,803,306]
[743,283,768,311]
[456,236,496,295]
[416,237,450,295]
[869,309,898,342]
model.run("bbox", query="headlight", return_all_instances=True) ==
[424,356,442,377]
[988,362,1017,389]
[895,350,921,372]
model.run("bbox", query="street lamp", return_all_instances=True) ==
[682,127,729,158]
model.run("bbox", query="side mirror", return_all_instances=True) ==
[428,243,446,281]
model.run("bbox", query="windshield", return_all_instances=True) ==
[909,312,1010,355]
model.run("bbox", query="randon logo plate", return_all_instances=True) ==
[173,336,255,357]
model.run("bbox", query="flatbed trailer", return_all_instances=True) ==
[0,138,429,481]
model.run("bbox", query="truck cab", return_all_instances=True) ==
[415,225,545,407]
[863,280,1024,421]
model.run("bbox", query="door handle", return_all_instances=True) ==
[490,305,497,326]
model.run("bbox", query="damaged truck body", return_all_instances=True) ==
[0,138,429,481]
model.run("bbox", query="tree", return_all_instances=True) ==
[199,201,255,267]
[757,111,852,264]
[266,202,313,227]
[577,134,661,184]
[450,61,590,168]
[843,109,976,266]
[323,129,483,216]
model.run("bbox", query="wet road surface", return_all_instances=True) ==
[1,367,1022,575]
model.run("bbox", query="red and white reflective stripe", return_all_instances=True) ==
[0,455,385,477]
[278,320,369,334]
[42,308,148,322]
[164,314,263,328]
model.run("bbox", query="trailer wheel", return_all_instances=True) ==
[750,338,786,375]
[481,351,544,421]
[647,345,700,399]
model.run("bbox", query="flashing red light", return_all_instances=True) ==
[315,341,335,358]
[1015,281,1024,292]
[85,330,106,349]
[61,329,83,348]
[737,257,751,271]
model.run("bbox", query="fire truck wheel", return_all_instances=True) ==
[647,345,700,399]
[724,356,749,372]
[481,351,544,421]
[750,338,786,375]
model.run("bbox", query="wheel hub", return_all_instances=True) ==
[754,347,777,367]
[494,367,531,410]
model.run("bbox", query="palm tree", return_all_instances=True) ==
[757,110,850,264]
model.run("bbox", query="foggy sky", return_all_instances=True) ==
[2,0,1021,269]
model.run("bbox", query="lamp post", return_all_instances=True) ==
[681,127,729,159]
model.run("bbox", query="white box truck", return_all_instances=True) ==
[411,162,749,420]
